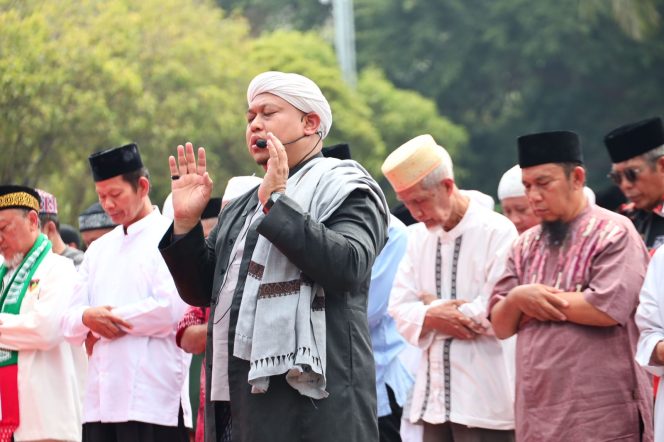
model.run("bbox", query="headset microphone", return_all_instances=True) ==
[256,133,310,149]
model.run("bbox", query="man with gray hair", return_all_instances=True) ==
[159,71,389,441]
[605,116,664,251]
[382,134,517,441]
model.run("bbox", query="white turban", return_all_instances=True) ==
[247,71,333,139]
[497,165,526,201]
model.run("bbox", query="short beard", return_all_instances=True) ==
[2,252,26,269]
[541,220,570,247]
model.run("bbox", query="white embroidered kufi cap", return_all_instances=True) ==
[497,165,526,201]
[247,71,333,139]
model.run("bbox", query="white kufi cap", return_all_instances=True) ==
[497,165,526,201]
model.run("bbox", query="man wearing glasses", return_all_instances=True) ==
[605,117,664,251]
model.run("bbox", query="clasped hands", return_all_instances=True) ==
[82,305,133,355]
[422,294,486,340]
[505,283,569,324]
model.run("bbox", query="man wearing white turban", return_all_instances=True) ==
[159,71,389,442]
[497,165,540,234]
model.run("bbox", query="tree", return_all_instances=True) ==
[357,67,467,196]
[1,0,465,222]
[353,0,664,195]
[215,0,664,196]
[217,0,331,35]
[1,0,254,221]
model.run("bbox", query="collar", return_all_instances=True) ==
[433,198,478,242]
[620,198,664,218]
[289,152,324,177]
[123,206,160,236]
[653,200,664,218]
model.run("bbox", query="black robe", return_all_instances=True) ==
[621,205,664,250]
[159,159,387,442]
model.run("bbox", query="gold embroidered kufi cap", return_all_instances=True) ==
[381,134,445,192]
[0,185,41,212]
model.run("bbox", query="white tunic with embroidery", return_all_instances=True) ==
[389,199,517,429]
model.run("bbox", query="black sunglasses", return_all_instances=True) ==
[607,167,642,185]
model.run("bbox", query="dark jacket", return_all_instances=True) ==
[159,160,387,442]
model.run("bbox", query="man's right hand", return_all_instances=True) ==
[82,306,133,339]
[423,299,483,339]
[169,142,214,235]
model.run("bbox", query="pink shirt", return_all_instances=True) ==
[490,204,653,441]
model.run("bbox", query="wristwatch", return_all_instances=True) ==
[263,191,284,214]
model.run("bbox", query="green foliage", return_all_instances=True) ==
[580,0,661,41]
[353,0,664,196]
[2,1,467,221]
[247,31,468,201]
[217,0,332,34]
[1,0,255,222]
[357,67,467,200]
[223,0,664,198]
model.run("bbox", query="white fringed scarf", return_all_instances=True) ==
[233,157,388,399]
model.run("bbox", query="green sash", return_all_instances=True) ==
[0,234,51,366]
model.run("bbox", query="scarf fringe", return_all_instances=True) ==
[250,347,322,370]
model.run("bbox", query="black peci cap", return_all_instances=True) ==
[88,143,143,182]
[518,131,583,168]
[604,117,664,163]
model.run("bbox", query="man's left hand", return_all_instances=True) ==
[257,132,288,206]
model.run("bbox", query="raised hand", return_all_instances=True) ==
[257,132,288,206]
[168,142,214,234]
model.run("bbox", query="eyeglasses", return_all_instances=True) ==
[607,167,642,185]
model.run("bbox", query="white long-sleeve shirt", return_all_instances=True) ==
[62,208,189,427]
[1,251,86,442]
[389,199,517,430]
[636,247,664,442]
